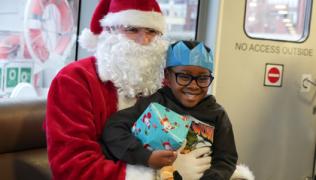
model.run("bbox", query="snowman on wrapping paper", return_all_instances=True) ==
[142,112,152,129]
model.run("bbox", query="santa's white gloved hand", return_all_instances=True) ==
[173,140,211,180]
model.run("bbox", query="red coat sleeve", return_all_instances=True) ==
[44,59,126,180]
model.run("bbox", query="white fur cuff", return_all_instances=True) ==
[231,164,255,180]
[125,164,155,180]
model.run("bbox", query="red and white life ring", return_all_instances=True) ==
[0,34,22,60]
[24,0,75,69]
[0,32,35,60]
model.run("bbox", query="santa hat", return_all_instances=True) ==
[230,164,255,180]
[79,0,166,51]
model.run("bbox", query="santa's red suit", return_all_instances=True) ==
[46,57,125,180]
[46,56,161,180]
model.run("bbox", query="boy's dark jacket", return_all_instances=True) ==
[102,86,238,180]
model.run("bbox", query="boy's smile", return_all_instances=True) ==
[165,65,212,108]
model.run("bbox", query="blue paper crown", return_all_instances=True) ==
[166,41,214,72]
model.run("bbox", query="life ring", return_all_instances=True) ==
[24,0,75,68]
[0,33,34,60]
[0,34,21,60]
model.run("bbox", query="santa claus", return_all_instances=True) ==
[45,0,170,179]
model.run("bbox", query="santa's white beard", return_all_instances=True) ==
[95,32,169,98]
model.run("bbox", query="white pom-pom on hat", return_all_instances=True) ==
[78,28,99,52]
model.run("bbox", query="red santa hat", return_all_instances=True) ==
[79,0,166,51]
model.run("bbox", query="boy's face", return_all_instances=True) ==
[165,66,212,108]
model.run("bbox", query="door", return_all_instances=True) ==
[213,0,316,179]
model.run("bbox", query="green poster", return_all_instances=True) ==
[6,67,19,88]
[20,67,32,83]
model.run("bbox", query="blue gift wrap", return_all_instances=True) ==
[132,103,192,150]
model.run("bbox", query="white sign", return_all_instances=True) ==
[264,63,284,87]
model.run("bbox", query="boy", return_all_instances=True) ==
[102,41,238,180]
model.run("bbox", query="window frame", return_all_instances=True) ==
[243,0,313,43]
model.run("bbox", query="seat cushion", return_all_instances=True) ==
[0,148,51,180]
[0,99,46,153]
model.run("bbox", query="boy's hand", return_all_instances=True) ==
[148,150,177,169]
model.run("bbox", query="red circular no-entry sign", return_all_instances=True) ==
[267,67,280,83]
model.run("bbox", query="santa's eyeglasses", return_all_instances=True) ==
[105,25,162,36]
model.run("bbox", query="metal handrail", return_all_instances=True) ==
[303,78,316,88]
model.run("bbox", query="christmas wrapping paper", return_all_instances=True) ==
[132,103,191,150]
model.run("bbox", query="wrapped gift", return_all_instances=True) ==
[132,102,191,150]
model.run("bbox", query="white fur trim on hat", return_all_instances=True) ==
[230,164,255,180]
[125,164,155,180]
[78,28,99,52]
[100,9,166,34]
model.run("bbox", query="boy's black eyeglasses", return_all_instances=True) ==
[170,70,214,88]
